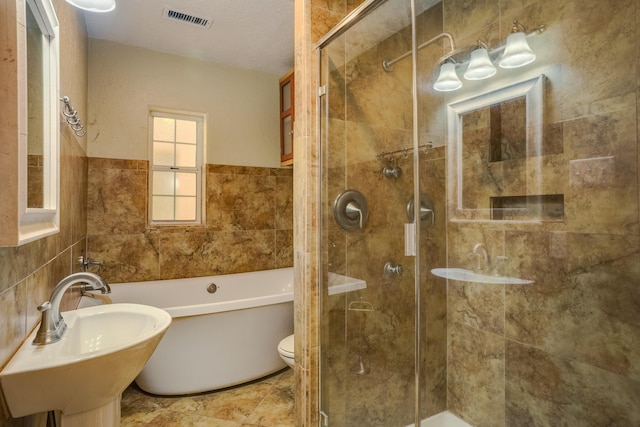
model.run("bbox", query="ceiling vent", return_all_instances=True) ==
[162,7,213,29]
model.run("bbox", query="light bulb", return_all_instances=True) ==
[463,48,497,80]
[499,32,536,68]
[433,62,462,92]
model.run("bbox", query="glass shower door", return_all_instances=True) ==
[318,1,421,425]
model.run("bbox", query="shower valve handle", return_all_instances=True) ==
[384,262,403,276]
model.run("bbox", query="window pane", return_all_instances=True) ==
[153,142,175,166]
[282,81,291,111]
[176,120,197,144]
[175,144,197,167]
[154,117,175,142]
[153,171,175,195]
[150,112,202,224]
[283,115,292,155]
[152,196,174,221]
[175,172,196,196]
[175,196,197,221]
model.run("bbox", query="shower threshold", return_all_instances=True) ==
[405,411,474,427]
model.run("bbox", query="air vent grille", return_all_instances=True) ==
[162,8,213,29]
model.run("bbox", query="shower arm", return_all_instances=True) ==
[382,32,456,72]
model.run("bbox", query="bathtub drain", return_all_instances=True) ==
[206,283,218,294]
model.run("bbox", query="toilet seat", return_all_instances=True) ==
[278,334,294,358]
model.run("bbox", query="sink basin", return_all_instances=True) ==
[431,268,534,285]
[0,303,171,419]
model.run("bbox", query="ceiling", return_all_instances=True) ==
[83,0,295,75]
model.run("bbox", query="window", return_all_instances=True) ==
[149,111,204,224]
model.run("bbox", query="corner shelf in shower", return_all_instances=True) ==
[327,272,366,295]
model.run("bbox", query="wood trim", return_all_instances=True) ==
[279,68,294,165]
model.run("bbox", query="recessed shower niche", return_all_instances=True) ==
[447,74,564,222]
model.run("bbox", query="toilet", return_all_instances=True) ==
[277,334,295,368]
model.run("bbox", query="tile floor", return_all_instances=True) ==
[120,369,294,427]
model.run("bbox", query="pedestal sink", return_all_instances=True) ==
[0,303,171,426]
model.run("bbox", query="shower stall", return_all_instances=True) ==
[318,1,448,425]
[314,0,640,426]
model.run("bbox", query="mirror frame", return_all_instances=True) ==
[446,74,545,221]
[19,0,60,244]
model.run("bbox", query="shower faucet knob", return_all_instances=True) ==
[384,262,403,276]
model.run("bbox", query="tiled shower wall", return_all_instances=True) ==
[441,0,640,425]
[86,158,293,283]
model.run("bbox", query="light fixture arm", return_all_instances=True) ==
[479,23,545,58]
[382,32,456,71]
[510,20,546,35]
[475,40,489,50]
[511,20,527,33]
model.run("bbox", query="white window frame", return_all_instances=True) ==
[148,109,206,225]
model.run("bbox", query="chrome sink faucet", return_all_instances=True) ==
[33,272,110,345]
[472,243,490,272]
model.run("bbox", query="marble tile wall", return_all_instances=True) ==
[27,155,44,208]
[86,159,293,283]
[442,0,640,426]
[0,2,89,426]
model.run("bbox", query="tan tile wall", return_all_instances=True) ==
[0,1,89,426]
[443,0,640,425]
[86,159,293,283]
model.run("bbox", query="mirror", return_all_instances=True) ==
[20,0,59,243]
[446,75,557,222]
[26,1,45,208]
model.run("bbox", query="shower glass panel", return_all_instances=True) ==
[318,0,443,425]
[318,0,640,426]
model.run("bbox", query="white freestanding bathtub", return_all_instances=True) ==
[82,267,293,395]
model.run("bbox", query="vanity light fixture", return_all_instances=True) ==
[463,42,497,80]
[65,0,115,13]
[381,20,545,92]
[433,61,463,92]
[498,21,541,68]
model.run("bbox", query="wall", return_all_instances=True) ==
[87,39,282,168]
[441,0,640,425]
[0,0,89,425]
[85,40,293,282]
[86,159,293,282]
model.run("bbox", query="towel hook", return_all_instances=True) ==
[60,96,86,138]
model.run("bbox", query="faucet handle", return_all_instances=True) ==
[492,256,508,276]
[38,301,52,312]
[384,262,403,276]
[34,301,65,345]
[78,255,104,273]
